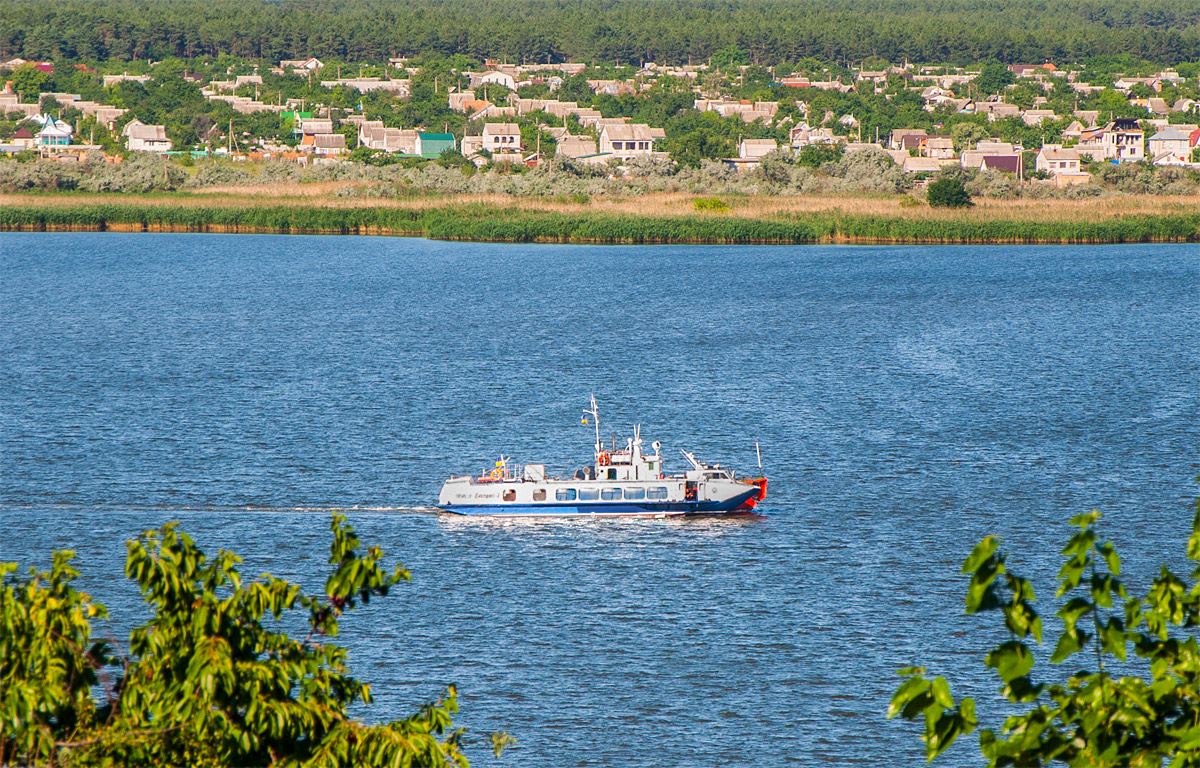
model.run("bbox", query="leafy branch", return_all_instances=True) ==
[891,495,1200,767]
[0,513,509,767]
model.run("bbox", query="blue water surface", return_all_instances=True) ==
[1,233,1198,766]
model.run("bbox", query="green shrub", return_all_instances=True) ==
[694,197,729,212]
[927,177,973,208]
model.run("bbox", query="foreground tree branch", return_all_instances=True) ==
[0,513,511,767]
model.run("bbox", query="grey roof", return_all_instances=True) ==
[1150,127,1191,141]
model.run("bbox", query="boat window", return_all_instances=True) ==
[578,488,599,500]
[647,487,668,500]
[607,468,617,479]
[502,489,516,502]
[601,488,621,500]
[624,487,645,500]
[532,489,546,501]
[556,488,577,501]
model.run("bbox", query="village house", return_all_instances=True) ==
[312,133,347,157]
[280,58,323,74]
[556,135,598,158]
[358,121,419,154]
[900,156,942,174]
[319,78,410,96]
[976,102,1020,122]
[790,124,838,148]
[889,128,926,150]
[10,127,36,150]
[598,123,659,159]
[922,137,955,159]
[469,71,517,91]
[587,79,637,96]
[1008,63,1056,79]
[469,103,516,120]
[1062,120,1088,142]
[1077,118,1144,163]
[980,155,1023,174]
[1036,145,1081,175]
[1021,109,1058,126]
[119,119,170,152]
[960,140,1021,170]
[35,116,73,149]
[1036,146,1090,186]
[102,73,152,87]
[295,117,334,137]
[414,133,455,158]
[0,94,41,118]
[1114,76,1161,92]
[1147,126,1193,164]
[448,90,476,112]
[571,109,606,129]
[694,99,779,123]
[479,122,523,159]
[723,138,779,172]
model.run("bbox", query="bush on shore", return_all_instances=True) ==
[2,152,1199,200]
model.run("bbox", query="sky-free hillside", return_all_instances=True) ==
[2,0,1200,65]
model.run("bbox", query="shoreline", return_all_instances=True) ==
[2,196,1198,245]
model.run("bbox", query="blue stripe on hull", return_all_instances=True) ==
[437,492,757,517]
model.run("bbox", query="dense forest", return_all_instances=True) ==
[2,0,1200,66]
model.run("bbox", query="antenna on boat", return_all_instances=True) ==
[755,442,762,471]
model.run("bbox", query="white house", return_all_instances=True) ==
[472,71,518,91]
[36,116,73,148]
[1035,146,1081,175]
[480,123,523,158]
[312,133,347,156]
[124,121,172,152]
[1147,127,1192,163]
[598,124,658,159]
[1098,119,1145,162]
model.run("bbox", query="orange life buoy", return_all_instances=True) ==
[598,452,610,466]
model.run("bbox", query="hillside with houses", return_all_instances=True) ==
[2,52,1200,197]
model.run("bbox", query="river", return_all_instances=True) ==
[2,233,1198,766]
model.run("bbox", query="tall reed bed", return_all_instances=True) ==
[1,203,1197,244]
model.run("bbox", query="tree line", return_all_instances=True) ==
[1,0,1199,67]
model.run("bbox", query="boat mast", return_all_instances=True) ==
[583,394,601,455]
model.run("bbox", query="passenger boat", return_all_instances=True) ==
[436,396,767,517]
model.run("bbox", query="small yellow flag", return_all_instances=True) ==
[582,418,588,424]
[495,460,504,467]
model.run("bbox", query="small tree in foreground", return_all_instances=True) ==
[0,514,511,766]
[926,176,973,208]
[890,496,1200,766]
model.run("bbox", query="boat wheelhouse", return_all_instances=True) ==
[436,396,767,517]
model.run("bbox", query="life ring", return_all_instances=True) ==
[490,467,503,480]
[598,452,610,466]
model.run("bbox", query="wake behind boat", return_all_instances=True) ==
[437,396,767,517]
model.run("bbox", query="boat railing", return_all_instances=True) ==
[476,463,523,483]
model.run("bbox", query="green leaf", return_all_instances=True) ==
[930,676,954,709]
[986,641,1035,682]
[1099,542,1121,575]
[889,675,931,719]
[963,536,1000,574]
[1102,617,1127,661]
[1051,629,1084,663]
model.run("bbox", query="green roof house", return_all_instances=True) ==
[417,133,456,158]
